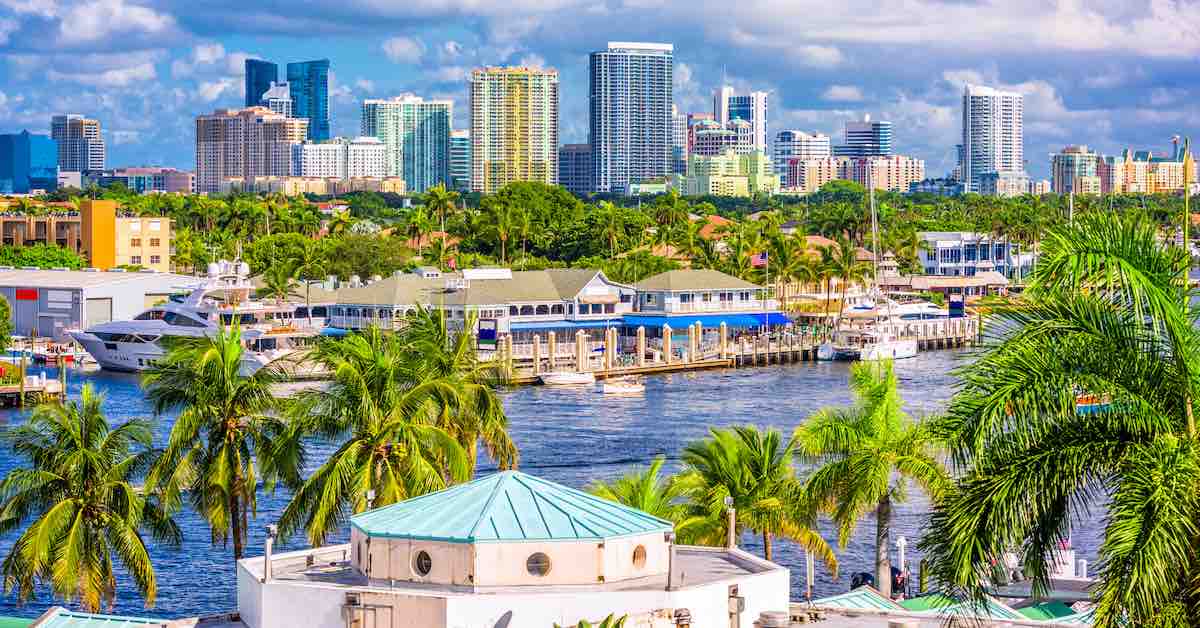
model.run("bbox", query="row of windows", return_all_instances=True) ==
[129,255,161,265]
[399,545,646,581]
[130,238,162,247]
[334,302,623,319]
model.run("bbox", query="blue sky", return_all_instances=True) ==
[1,0,1197,178]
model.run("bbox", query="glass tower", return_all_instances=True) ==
[0,131,58,194]
[287,59,331,141]
[589,42,673,194]
[360,95,452,193]
[244,59,278,107]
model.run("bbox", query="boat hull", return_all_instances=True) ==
[860,339,919,361]
[540,372,596,386]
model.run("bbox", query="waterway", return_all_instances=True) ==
[0,350,1105,620]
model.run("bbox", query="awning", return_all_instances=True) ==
[320,326,353,336]
[578,293,619,304]
[509,318,624,332]
[622,312,791,329]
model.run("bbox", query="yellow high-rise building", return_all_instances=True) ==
[469,67,559,194]
[80,200,172,271]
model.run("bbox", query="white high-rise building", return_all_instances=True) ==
[589,42,674,194]
[772,130,830,177]
[291,137,387,179]
[50,114,105,172]
[360,95,452,193]
[960,84,1024,193]
[713,86,767,152]
[671,104,687,175]
[261,82,293,118]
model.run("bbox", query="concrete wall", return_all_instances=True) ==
[352,530,475,587]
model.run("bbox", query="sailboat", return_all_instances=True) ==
[818,171,919,361]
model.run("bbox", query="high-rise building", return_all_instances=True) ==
[833,115,892,158]
[261,82,293,118]
[88,167,194,194]
[772,130,830,178]
[692,119,756,157]
[194,107,308,194]
[685,113,714,157]
[50,114,105,172]
[979,170,1030,198]
[847,155,925,192]
[0,131,58,194]
[960,84,1024,193]
[360,95,452,193]
[671,105,687,176]
[449,130,472,192]
[558,143,592,196]
[245,59,279,107]
[589,42,673,194]
[287,59,331,141]
[1099,145,1196,194]
[469,66,559,194]
[291,137,387,180]
[684,149,779,197]
[714,87,768,152]
[1051,145,1101,195]
[783,157,845,194]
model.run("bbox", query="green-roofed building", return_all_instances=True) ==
[1017,600,1078,621]
[0,617,32,628]
[27,608,167,628]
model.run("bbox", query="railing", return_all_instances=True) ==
[662,301,769,313]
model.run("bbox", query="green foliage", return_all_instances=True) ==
[321,234,414,280]
[573,251,680,284]
[0,295,12,352]
[553,614,628,628]
[0,244,84,269]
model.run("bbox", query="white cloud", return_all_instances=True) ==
[196,78,235,103]
[518,53,546,69]
[1,0,59,17]
[48,62,156,87]
[431,66,471,83]
[439,40,463,60]
[355,78,376,94]
[1148,87,1184,107]
[56,0,176,45]
[382,36,425,63]
[0,18,16,45]
[792,45,844,67]
[822,85,863,102]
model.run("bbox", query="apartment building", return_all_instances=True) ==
[194,107,308,194]
[469,66,559,193]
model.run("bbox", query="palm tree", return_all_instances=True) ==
[143,325,298,561]
[676,426,836,569]
[481,196,518,264]
[795,361,949,598]
[402,205,435,255]
[588,457,690,528]
[829,236,872,318]
[596,201,624,258]
[259,262,294,306]
[0,386,180,611]
[424,183,460,238]
[291,242,326,326]
[921,213,1200,627]
[327,209,354,235]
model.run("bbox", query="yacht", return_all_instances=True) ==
[68,260,326,375]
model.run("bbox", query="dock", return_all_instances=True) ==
[0,376,66,407]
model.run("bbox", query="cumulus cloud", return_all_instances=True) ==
[382,36,425,63]
[822,85,863,102]
[518,53,546,69]
[56,0,177,46]
[195,78,236,103]
[355,78,376,94]
[48,62,157,87]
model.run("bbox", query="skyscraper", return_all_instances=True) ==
[360,95,452,193]
[772,130,831,178]
[194,107,308,194]
[589,42,673,194]
[449,130,471,192]
[0,131,57,193]
[50,114,105,172]
[287,59,331,141]
[833,115,892,158]
[469,66,559,194]
[671,105,687,176]
[713,86,767,152]
[558,143,592,196]
[261,82,293,117]
[244,59,278,107]
[1051,145,1101,195]
[960,84,1024,193]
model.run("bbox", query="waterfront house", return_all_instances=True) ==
[629,268,788,335]
[917,231,1033,278]
[238,470,790,628]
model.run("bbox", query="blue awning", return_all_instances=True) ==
[320,326,353,336]
[622,312,790,329]
[509,318,624,332]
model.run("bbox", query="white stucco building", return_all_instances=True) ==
[291,137,387,179]
[237,471,790,628]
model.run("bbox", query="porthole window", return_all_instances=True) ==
[633,545,647,569]
[525,552,552,577]
[413,550,432,576]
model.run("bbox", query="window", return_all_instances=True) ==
[130,222,141,232]
[619,294,631,303]
[604,303,615,314]
[133,310,165,320]
[149,220,161,231]
[679,293,692,304]
[551,304,564,315]
[131,238,142,247]
[519,305,534,316]
[535,305,550,315]
[131,256,142,264]
[150,255,161,265]
[719,292,732,302]
[509,306,518,316]
[525,552,551,577]
[413,551,432,577]
[162,311,206,328]
[150,238,160,247]
[633,545,647,569]
[701,292,712,302]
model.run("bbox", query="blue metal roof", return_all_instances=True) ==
[509,318,624,331]
[350,470,674,543]
[622,312,789,329]
[34,609,165,628]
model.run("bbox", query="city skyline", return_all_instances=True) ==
[0,2,1195,179]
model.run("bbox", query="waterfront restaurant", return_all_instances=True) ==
[238,470,791,628]
[629,268,789,339]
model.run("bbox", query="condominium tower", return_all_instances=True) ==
[0,131,57,193]
[714,86,767,152]
[50,114,105,172]
[360,95,452,193]
[833,115,892,158]
[244,59,279,107]
[261,82,293,118]
[772,130,831,177]
[960,84,1024,193]
[291,137,387,179]
[1051,145,1101,195]
[449,130,471,192]
[194,107,308,194]
[469,66,559,194]
[287,59,331,141]
[589,42,673,194]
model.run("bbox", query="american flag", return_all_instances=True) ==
[751,252,768,268]
[448,257,457,269]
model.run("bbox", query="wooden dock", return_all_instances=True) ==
[0,377,66,407]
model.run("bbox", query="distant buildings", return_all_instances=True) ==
[1051,145,1101,195]
[291,137,388,180]
[219,176,405,196]
[244,59,279,107]
[89,167,194,194]
[849,155,925,192]
[557,143,592,197]
[194,107,308,194]
[287,59,331,141]
[589,42,674,194]
[469,66,559,194]
[684,149,779,197]
[671,105,687,176]
[772,130,830,178]
[918,231,1031,278]
[1100,145,1196,194]
[0,131,57,194]
[692,119,755,156]
[979,170,1030,198]
[960,84,1024,193]
[360,95,452,193]
[833,115,892,158]
[448,130,471,192]
[1029,179,1051,195]
[714,86,768,152]
[51,114,105,173]
[261,82,293,118]
[910,177,965,196]
[783,157,840,194]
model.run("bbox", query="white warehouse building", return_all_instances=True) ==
[291,137,388,179]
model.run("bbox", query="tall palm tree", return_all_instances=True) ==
[588,456,690,527]
[676,426,837,569]
[0,386,180,611]
[921,213,1200,627]
[143,326,298,561]
[291,242,326,325]
[795,361,949,598]
[424,183,461,238]
[829,236,872,318]
[481,196,518,264]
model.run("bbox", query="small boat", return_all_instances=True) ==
[602,376,645,394]
[540,371,596,386]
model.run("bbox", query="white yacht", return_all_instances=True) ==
[68,260,326,375]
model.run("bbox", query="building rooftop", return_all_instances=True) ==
[803,587,1097,627]
[0,269,197,290]
[335,268,625,307]
[29,608,167,628]
[350,470,673,543]
[634,268,761,292]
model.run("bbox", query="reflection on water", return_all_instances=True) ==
[0,350,1104,618]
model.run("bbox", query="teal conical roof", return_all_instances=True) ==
[350,471,673,543]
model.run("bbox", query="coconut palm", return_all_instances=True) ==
[143,325,298,561]
[795,361,950,598]
[424,183,460,236]
[588,457,690,529]
[921,212,1200,627]
[829,236,872,318]
[0,385,180,611]
[291,241,326,325]
[675,426,836,569]
[480,196,518,264]
[258,262,294,306]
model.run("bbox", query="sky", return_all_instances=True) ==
[0,0,1198,179]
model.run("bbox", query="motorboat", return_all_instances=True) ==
[540,371,596,386]
[826,323,918,362]
[68,260,326,375]
[601,376,645,394]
